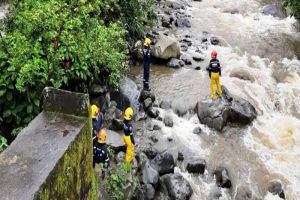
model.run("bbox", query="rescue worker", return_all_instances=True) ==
[91,104,104,146]
[93,129,109,168]
[123,107,135,164]
[207,50,222,100]
[143,34,151,91]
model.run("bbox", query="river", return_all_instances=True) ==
[130,0,300,199]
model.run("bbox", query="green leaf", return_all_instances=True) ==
[3,110,11,118]
[6,92,13,101]
[27,105,33,114]
[33,99,40,107]
[0,90,5,97]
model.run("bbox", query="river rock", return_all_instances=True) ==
[167,58,184,69]
[164,115,174,127]
[106,130,126,151]
[160,101,172,110]
[143,147,159,159]
[150,152,175,175]
[196,86,257,131]
[141,184,156,200]
[235,186,252,200]
[180,38,192,46]
[268,181,285,199]
[147,107,160,118]
[116,151,126,163]
[151,35,181,60]
[144,98,153,110]
[214,167,232,189]
[138,152,149,169]
[161,173,193,200]
[175,17,191,28]
[174,103,190,117]
[186,159,206,174]
[162,16,174,28]
[192,53,205,62]
[178,152,184,161]
[262,4,286,19]
[210,36,220,45]
[180,54,192,65]
[110,118,123,131]
[139,89,152,103]
[193,127,202,135]
[142,162,160,188]
[132,40,144,60]
[110,77,140,114]
[89,84,107,95]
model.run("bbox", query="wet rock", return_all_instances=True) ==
[210,36,220,45]
[142,184,156,200]
[186,159,206,174]
[180,38,192,46]
[262,4,286,19]
[162,16,174,28]
[214,167,232,189]
[195,66,201,70]
[110,118,123,131]
[268,181,285,199]
[139,90,152,103]
[175,17,191,28]
[150,135,158,143]
[106,130,126,151]
[144,98,153,110]
[235,186,252,200]
[116,151,126,163]
[195,86,257,131]
[160,101,172,110]
[147,107,160,118]
[180,44,188,52]
[136,111,147,121]
[192,53,205,62]
[201,37,208,43]
[225,8,239,14]
[150,152,175,175]
[161,173,193,200]
[151,35,181,60]
[143,147,159,159]
[164,115,174,127]
[193,127,202,135]
[153,124,162,131]
[142,162,160,188]
[174,103,189,117]
[180,54,192,65]
[89,84,107,95]
[167,137,173,142]
[137,152,149,169]
[178,152,184,161]
[167,58,184,69]
[110,77,140,113]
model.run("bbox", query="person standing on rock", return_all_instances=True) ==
[143,33,151,91]
[123,107,135,164]
[207,50,223,100]
[93,129,109,168]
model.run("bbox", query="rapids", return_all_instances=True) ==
[131,0,300,199]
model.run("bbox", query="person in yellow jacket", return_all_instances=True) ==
[207,50,222,100]
[123,107,135,164]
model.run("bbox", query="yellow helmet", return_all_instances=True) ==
[91,104,99,119]
[124,107,134,120]
[144,38,151,47]
[97,129,107,144]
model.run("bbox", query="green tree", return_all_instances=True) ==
[0,0,155,138]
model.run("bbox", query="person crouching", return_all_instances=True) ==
[93,129,109,168]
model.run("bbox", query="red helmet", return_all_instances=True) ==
[211,50,218,59]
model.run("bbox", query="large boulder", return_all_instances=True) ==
[150,152,175,175]
[180,54,192,65]
[196,86,257,131]
[110,77,140,114]
[142,162,160,188]
[151,35,181,60]
[262,4,287,19]
[106,130,126,151]
[161,173,193,200]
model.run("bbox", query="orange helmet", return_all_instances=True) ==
[211,50,218,59]
[97,129,107,144]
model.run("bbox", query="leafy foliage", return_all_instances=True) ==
[0,135,8,152]
[100,163,139,200]
[284,0,300,19]
[0,0,156,138]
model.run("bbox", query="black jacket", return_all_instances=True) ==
[207,59,221,76]
[93,143,109,167]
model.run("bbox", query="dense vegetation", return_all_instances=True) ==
[0,0,156,150]
[284,0,300,19]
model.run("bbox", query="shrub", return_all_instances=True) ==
[284,0,300,19]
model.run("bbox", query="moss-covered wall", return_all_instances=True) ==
[36,118,95,200]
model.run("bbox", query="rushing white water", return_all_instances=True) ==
[131,0,300,199]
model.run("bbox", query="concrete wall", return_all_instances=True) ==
[0,87,96,200]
